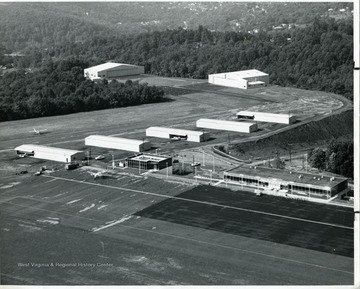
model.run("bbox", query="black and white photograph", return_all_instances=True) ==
[0,0,358,287]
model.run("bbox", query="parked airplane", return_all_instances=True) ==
[89,170,108,179]
[29,128,47,135]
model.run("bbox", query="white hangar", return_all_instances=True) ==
[236,111,297,124]
[146,127,210,142]
[196,119,257,133]
[208,69,269,89]
[84,62,145,81]
[85,135,151,153]
[14,144,85,163]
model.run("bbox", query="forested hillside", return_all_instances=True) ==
[0,58,165,121]
[0,3,354,121]
[309,139,353,178]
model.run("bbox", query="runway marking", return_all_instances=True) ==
[42,175,353,230]
[0,199,353,276]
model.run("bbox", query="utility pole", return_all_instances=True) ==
[212,155,215,173]
[166,162,169,178]
[112,154,115,169]
[287,143,293,165]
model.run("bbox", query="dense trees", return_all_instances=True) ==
[1,17,353,100]
[0,4,354,121]
[0,58,165,121]
[308,139,353,178]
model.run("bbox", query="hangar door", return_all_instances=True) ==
[107,68,137,78]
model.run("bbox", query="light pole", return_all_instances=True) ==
[112,154,115,169]
[166,162,169,178]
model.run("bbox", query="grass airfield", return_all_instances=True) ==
[0,75,354,285]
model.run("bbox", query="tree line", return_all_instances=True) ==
[308,139,353,178]
[1,17,353,100]
[0,58,165,121]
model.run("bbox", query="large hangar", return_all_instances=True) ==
[14,144,85,163]
[84,62,145,81]
[236,111,297,124]
[196,119,257,133]
[224,166,348,200]
[208,69,269,89]
[85,135,151,152]
[146,127,210,142]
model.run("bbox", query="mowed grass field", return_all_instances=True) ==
[0,169,354,285]
[0,75,349,153]
[136,185,354,257]
[0,75,354,285]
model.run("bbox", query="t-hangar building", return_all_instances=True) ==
[208,69,269,89]
[85,135,151,153]
[14,144,85,163]
[84,62,145,81]
[146,127,210,142]
[236,111,297,125]
[224,166,348,200]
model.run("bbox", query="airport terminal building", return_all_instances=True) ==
[236,111,297,125]
[224,166,348,200]
[14,144,85,163]
[84,62,144,81]
[208,69,269,89]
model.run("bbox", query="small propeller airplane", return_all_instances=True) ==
[29,128,47,135]
[89,170,108,179]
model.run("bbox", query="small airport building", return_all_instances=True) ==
[126,154,172,170]
[224,166,348,200]
[236,111,297,124]
[14,144,85,163]
[208,69,269,89]
[196,119,257,133]
[146,127,210,142]
[85,135,151,153]
[84,62,145,81]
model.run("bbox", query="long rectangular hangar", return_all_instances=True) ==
[224,166,348,200]
[14,144,85,163]
[236,111,297,124]
[196,119,257,133]
[208,69,269,89]
[126,154,172,170]
[146,127,210,142]
[85,135,151,152]
[84,62,145,81]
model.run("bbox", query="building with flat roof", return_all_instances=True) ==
[14,144,85,163]
[208,69,269,89]
[85,135,151,153]
[146,127,210,142]
[236,111,297,124]
[84,62,144,81]
[126,154,172,170]
[196,118,257,133]
[223,165,348,200]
